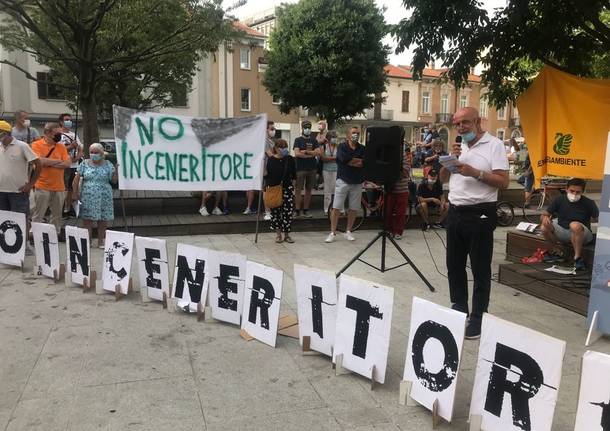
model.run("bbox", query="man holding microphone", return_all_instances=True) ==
[439,107,509,339]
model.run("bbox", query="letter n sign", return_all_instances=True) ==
[333,275,394,384]
[469,314,566,431]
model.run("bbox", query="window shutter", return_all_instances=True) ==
[37,72,47,99]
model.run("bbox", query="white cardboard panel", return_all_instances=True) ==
[574,350,610,431]
[101,230,135,294]
[31,222,60,279]
[0,210,26,267]
[208,250,247,325]
[65,225,91,286]
[171,243,209,305]
[135,236,170,301]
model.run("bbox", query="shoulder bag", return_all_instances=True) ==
[263,158,287,209]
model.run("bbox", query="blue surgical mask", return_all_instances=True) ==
[279,148,289,157]
[91,153,102,161]
[63,120,73,129]
[460,131,476,143]
[330,138,337,144]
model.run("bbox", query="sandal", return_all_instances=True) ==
[275,232,283,243]
[284,235,294,244]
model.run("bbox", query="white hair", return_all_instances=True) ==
[89,143,105,157]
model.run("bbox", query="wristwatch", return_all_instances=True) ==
[477,170,484,181]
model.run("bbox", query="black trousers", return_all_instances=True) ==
[446,203,496,320]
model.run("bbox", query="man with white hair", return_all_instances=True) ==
[11,110,40,144]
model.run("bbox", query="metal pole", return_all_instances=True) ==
[254,190,263,243]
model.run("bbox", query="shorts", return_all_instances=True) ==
[333,179,361,211]
[524,174,534,193]
[552,220,593,244]
[0,191,30,215]
[64,167,77,191]
[296,170,316,190]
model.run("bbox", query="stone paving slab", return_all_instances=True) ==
[1,227,610,430]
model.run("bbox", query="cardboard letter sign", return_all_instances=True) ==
[0,210,26,267]
[208,250,247,325]
[31,222,60,279]
[102,230,135,294]
[135,236,170,301]
[65,225,90,285]
[575,350,610,431]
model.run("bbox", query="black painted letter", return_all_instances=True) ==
[0,220,23,254]
[68,235,89,276]
[106,241,129,279]
[345,295,383,359]
[311,285,324,338]
[248,275,275,329]
[143,248,161,289]
[218,264,240,311]
[484,343,544,431]
[174,255,205,303]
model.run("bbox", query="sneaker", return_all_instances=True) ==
[421,223,430,232]
[199,206,209,216]
[543,251,564,263]
[98,241,105,249]
[574,257,586,271]
[303,210,313,218]
[393,234,402,240]
[433,223,444,229]
[264,212,271,221]
[284,235,294,244]
[451,303,469,315]
[243,208,255,215]
[212,207,223,215]
[465,319,481,340]
[344,231,355,241]
[325,232,336,243]
[222,208,230,215]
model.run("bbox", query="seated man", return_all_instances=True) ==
[540,178,599,270]
[416,169,448,230]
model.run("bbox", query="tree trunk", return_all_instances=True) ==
[80,96,99,156]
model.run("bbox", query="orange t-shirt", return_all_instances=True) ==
[31,138,70,191]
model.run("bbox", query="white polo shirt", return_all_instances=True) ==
[448,132,509,206]
[0,138,38,193]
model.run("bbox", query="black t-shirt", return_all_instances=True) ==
[293,136,319,171]
[265,155,296,187]
[546,194,599,229]
[417,179,443,200]
[336,141,365,184]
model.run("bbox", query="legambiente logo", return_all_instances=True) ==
[537,132,586,167]
[553,132,572,155]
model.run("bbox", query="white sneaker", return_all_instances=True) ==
[264,212,271,221]
[243,208,254,215]
[325,232,336,243]
[212,207,223,215]
[199,206,209,216]
[344,231,355,241]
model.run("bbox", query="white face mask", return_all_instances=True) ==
[567,192,581,203]
[23,119,31,127]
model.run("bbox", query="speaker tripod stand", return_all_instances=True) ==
[336,187,435,292]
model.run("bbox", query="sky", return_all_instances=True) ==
[223,0,507,67]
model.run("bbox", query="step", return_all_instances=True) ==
[498,262,591,315]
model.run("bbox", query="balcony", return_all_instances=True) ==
[436,113,453,124]
[365,109,394,121]
[509,117,521,128]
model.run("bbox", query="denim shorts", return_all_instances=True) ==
[0,192,30,215]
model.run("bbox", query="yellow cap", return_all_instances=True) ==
[0,120,11,133]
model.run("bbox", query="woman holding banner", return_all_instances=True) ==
[265,139,296,243]
[72,143,118,248]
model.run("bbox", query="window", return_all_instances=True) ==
[496,129,505,141]
[401,91,410,112]
[170,85,188,107]
[421,91,430,114]
[459,94,468,108]
[440,93,449,113]
[479,99,488,118]
[240,48,251,70]
[36,71,64,100]
[497,105,506,120]
[240,88,251,111]
[272,95,281,105]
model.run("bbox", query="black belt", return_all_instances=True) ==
[449,202,496,213]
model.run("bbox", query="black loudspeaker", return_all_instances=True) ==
[363,126,403,185]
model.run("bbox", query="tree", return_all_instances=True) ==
[0,0,234,147]
[392,0,610,108]
[263,0,390,128]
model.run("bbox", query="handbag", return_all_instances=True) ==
[263,158,288,209]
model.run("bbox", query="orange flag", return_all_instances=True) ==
[517,66,610,185]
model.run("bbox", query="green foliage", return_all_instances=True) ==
[0,0,234,142]
[263,0,390,127]
[392,0,610,108]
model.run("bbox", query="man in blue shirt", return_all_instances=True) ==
[325,126,364,243]
[293,120,320,218]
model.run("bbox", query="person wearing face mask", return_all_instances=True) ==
[293,120,320,218]
[540,178,598,271]
[72,143,118,248]
[30,123,72,240]
[439,107,509,340]
[58,113,83,217]
[321,130,338,214]
[11,110,40,145]
[265,139,296,243]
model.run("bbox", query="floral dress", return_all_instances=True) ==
[77,160,115,221]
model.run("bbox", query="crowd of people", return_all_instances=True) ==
[1,107,599,339]
[0,111,116,253]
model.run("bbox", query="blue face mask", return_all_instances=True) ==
[63,120,73,129]
[279,148,289,157]
[303,128,311,136]
[460,131,477,143]
[91,153,102,161]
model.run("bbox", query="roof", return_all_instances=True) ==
[232,20,266,39]
[398,65,482,83]
[384,64,413,79]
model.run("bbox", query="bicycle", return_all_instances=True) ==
[522,178,567,223]
[326,181,412,232]
[496,201,515,226]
